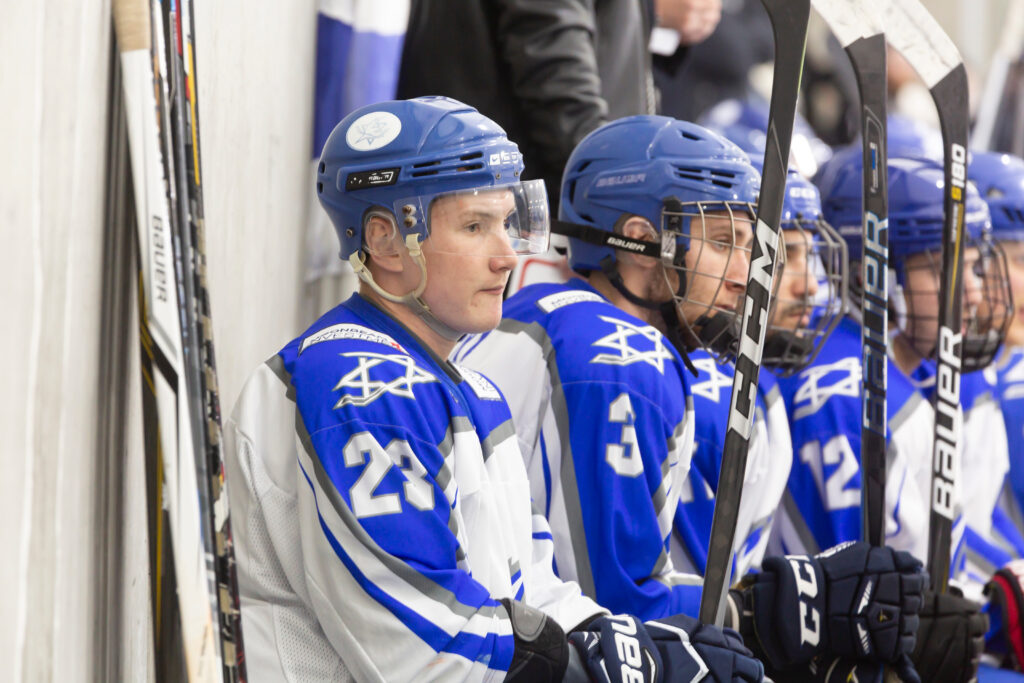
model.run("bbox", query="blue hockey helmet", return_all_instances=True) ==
[560,115,760,272]
[817,151,1008,369]
[969,150,1024,241]
[558,115,761,360]
[817,153,990,277]
[316,96,550,340]
[747,159,848,374]
[317,96,549,260]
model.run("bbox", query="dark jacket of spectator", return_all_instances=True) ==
[397,0,657,211]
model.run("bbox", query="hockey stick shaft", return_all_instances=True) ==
[168,0,247,675]
[698,0,811,626]
[848,34,890,549]
[114,0,229,677]
[883,0,968,591]
[810,0,890,549]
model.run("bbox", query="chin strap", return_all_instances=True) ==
[348,234,463,341]
[695,311,741,361]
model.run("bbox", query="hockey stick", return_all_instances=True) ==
[809,0,890,548]
[113,0,234,678]
[163,0,247,676]
[698,0,811,626]
[883,0,969,593]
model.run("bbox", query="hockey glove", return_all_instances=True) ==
[567,613,764,682]
[908,587,986,683]
[984,560,1024,671]
[501,598,573,682]
[741,541,925,678]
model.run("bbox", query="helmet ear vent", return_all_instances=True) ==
[319,162,325,173]
[317,182,323,194]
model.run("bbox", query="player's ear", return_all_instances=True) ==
[619,215,659,270]
[363,211,405,273]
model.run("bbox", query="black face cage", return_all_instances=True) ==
[900,237,1013,372]
[658,200,771,362]
[762,216,848,376]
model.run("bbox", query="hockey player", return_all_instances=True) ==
[967,151,1024,675]
[970,150,1024,543]
[223,97,766,682]
[675,165,846,586]
[776,149,990,682]
[456,116,925,680]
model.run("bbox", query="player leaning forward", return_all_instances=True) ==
[223,96,767,682]
[457,115,925,680]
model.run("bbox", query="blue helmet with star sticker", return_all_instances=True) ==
[317,96,549,260]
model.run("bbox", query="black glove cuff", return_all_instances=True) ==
[501,598,569,682]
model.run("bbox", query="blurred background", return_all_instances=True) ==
[1,0,1021,678]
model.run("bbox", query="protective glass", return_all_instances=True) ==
[394,179,550,256]
[900,235,1012,372]
[658,200,780,361]
[763,216,848,375]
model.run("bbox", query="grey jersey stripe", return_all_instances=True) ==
[890,390,924,435]
[270,357,500,623]
[495,317,599,600]
[653,571,704,588]
[782,488,821,555]
[481,419,516,462]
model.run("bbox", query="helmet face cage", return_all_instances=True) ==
[659,199,769,361]
[898,234,1013,371]
[764,215,848,375]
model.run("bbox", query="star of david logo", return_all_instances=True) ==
[352,119,391,147]
[333,351,438,408]
[690,356,733,403]
[792,356,861,420]
[589,316,674,374]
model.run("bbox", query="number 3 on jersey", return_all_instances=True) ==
[800,434,860,511]
[606,393,643,477]
[344,431,434,518]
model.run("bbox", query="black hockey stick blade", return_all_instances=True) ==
[884,0,969,592]
[812,0,891,548]
[698,0,811,626]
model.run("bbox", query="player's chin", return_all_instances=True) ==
[464,301,505,334]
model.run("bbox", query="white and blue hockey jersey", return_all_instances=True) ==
[454,280,699,620]
[671,352,792,585]
[912,359,1010,600]
[771,317,933,564]
[224,293,604,682]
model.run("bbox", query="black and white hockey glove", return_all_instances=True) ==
[737,541,925,681]
[906,586,987,682]
[985,560,1024,671]
[567,613,764,682]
